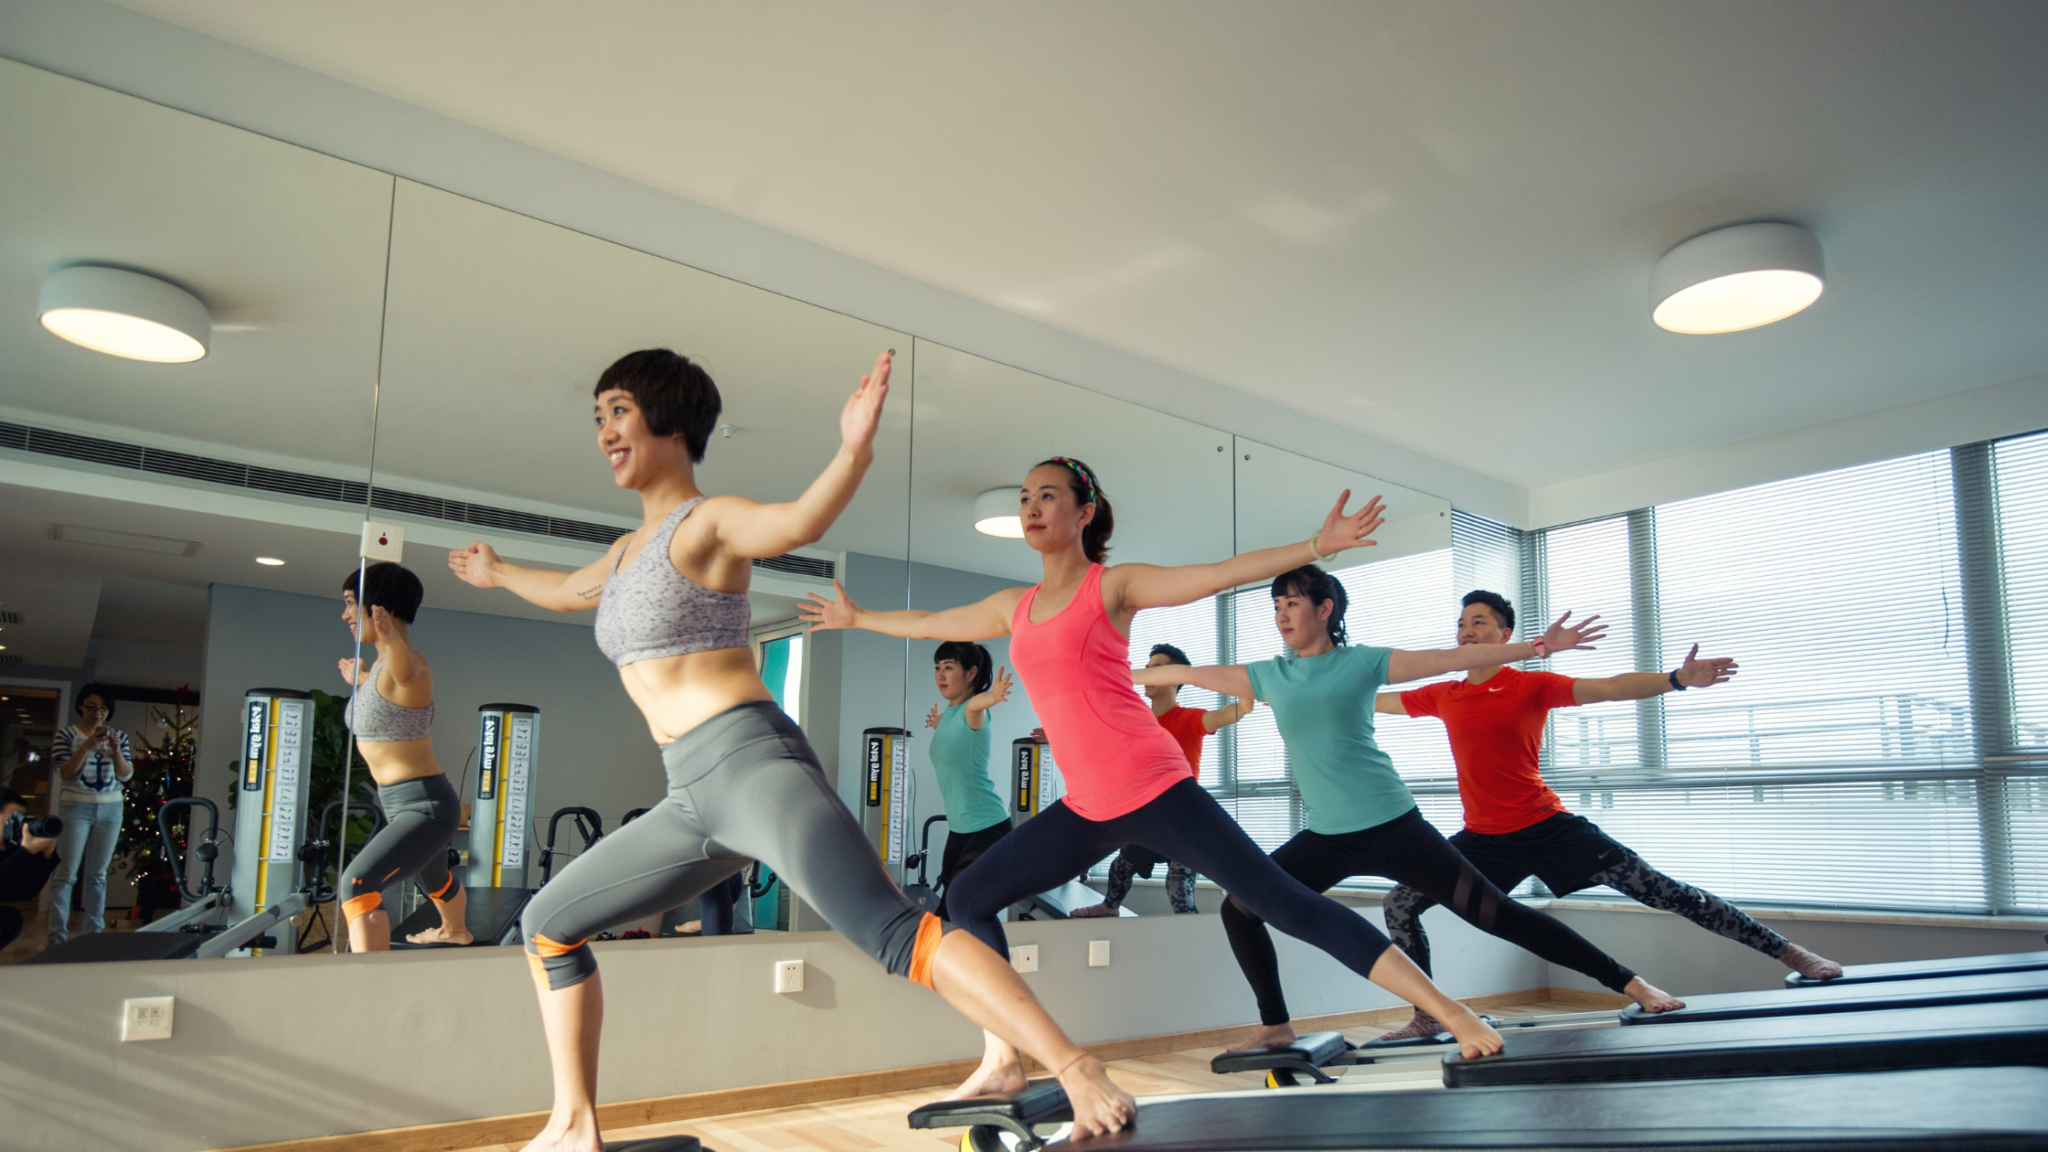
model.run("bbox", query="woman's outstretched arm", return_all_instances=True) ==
[449,538,622,613]
[704,351,893,560]
[800,578,1024,642]
[1109,491,1385,613]
[1384,612,1607,683]
[1131,661,1256,699]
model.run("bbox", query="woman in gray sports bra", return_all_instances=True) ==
[336,562,470,951]
[448,348,1135,1151]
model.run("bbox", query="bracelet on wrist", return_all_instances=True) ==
[1529,638,1549,659]
[1306,531,1334,564]
[1667,669,1687,691]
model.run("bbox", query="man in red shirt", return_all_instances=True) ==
[1370,590,1843,1041]
[1074,643,1253,916]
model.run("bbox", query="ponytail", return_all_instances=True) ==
[934,641,995,696]
[1271,565,1348,647]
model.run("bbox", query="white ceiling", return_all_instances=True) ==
[103,1,2048,491]
[0,57,390,472]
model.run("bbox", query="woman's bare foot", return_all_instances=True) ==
[405,924,474,946]
[1624,976,1685,1013]
[1441,1006,1503,1059]
[1373,1010,1446,1043]
[516,1113,601,1152]
[1069,903,1118,918]
[1226,1022,1298,1052]
[1779,943,1843,981]
[945,1042,1028,1100]
[1055,1053,1136,1139]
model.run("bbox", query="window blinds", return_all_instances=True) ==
[1992,430,2048,910]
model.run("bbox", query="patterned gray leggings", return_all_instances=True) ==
[1383,847,1789,978]
[1102,847,1198,913]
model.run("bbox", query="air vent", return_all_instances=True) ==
[754,553,837,580]
[0,611,22,625]
[3,419,835,580]
[0,654,23,665]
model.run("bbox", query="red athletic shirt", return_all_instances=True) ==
[1155,706,1207,780]
[1401,667,1579,834]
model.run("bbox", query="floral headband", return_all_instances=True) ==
[1046,456,1098,505]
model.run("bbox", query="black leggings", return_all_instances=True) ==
[946,779,1397,994]
[1221,808,1636,1026]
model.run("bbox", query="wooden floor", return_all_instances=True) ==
[454,1000,1585,1152]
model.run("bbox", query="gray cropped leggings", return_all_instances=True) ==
[340,774,461,920]
[522,701,938,990]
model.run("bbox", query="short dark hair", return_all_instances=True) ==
[594,349,722,464]
[934,641,995,696]
[343,562,425,625]
[1032,457,1115,564]
[0,786,25,810]
[1147,642,1191,697]
[1462,589,1515,633]
[1271,565,1348,647]
[74,685,114,715]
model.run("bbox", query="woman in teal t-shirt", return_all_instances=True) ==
[1133,564,1684,1052]
[925,640,1015,920]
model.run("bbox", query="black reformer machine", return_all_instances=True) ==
[909,1066,2048,1151]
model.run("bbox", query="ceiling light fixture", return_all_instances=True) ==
[255,557,286,566]
[38,266,211,363]
[1651,222,1824,335]
[973,487,1025,538]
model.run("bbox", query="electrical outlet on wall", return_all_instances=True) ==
[774,959,805,994]
[121,996,173,1042]
[359,521,404,562]
[1009,943,1039,973]
[1088,939,1111,968]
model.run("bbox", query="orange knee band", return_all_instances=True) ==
[341,893,382,921]
[428,872,459,901]
[907,912,944,990]
[529,932,585,959]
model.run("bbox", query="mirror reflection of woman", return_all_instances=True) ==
[924,642,1015,921]
[337,563,471,951]
[448,349,1134,1151]
[803,458,1506,1101]
[48,685,132,947]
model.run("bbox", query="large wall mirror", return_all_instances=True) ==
[355,180,912,941]
[0,59,390,964]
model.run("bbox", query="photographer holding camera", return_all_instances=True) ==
[47,686,131,946]
[1,787,62,952]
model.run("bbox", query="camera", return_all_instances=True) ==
[1,810,62,852]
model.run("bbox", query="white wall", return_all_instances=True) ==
[0,894,1537,1152]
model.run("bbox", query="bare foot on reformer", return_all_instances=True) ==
[1226,1022,1298,1052]
[516,1112,601,1152]
[1441,1004,1504,1059]
[1625,975,1685,1013]
[1057,1052,1136,1139]
[1373,1009,1447,1043]
[945,1035,1028,1100]
[1779,943,1843,981]
[1069,903,1118,918]
[405,923,474,946]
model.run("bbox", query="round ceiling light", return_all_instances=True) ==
[38,266,211,363]
[255,557,286,566]
[973,486,1025,538]
[1651,222,1824,335]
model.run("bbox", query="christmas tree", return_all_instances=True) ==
[121,690,198,919]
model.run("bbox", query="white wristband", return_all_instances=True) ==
[1306,531,1334,563]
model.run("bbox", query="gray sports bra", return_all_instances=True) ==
[594,497,751,667]
[345,657,436,742]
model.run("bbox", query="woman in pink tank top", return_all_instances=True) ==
[805,458,1506,1098]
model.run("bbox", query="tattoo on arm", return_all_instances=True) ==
[575,583,603,601]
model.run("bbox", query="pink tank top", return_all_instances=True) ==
[1009,564,1193,820]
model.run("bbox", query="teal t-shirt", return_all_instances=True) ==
[1245,645,1416,835]
[930,701,1009,834]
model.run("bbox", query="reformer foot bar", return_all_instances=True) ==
[1787,947,2048,988]
[1443,999,2048,1087]
[909,1066,2048,1151]
[1622,967,2048,1025]
[1209,1010,1621,1085]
